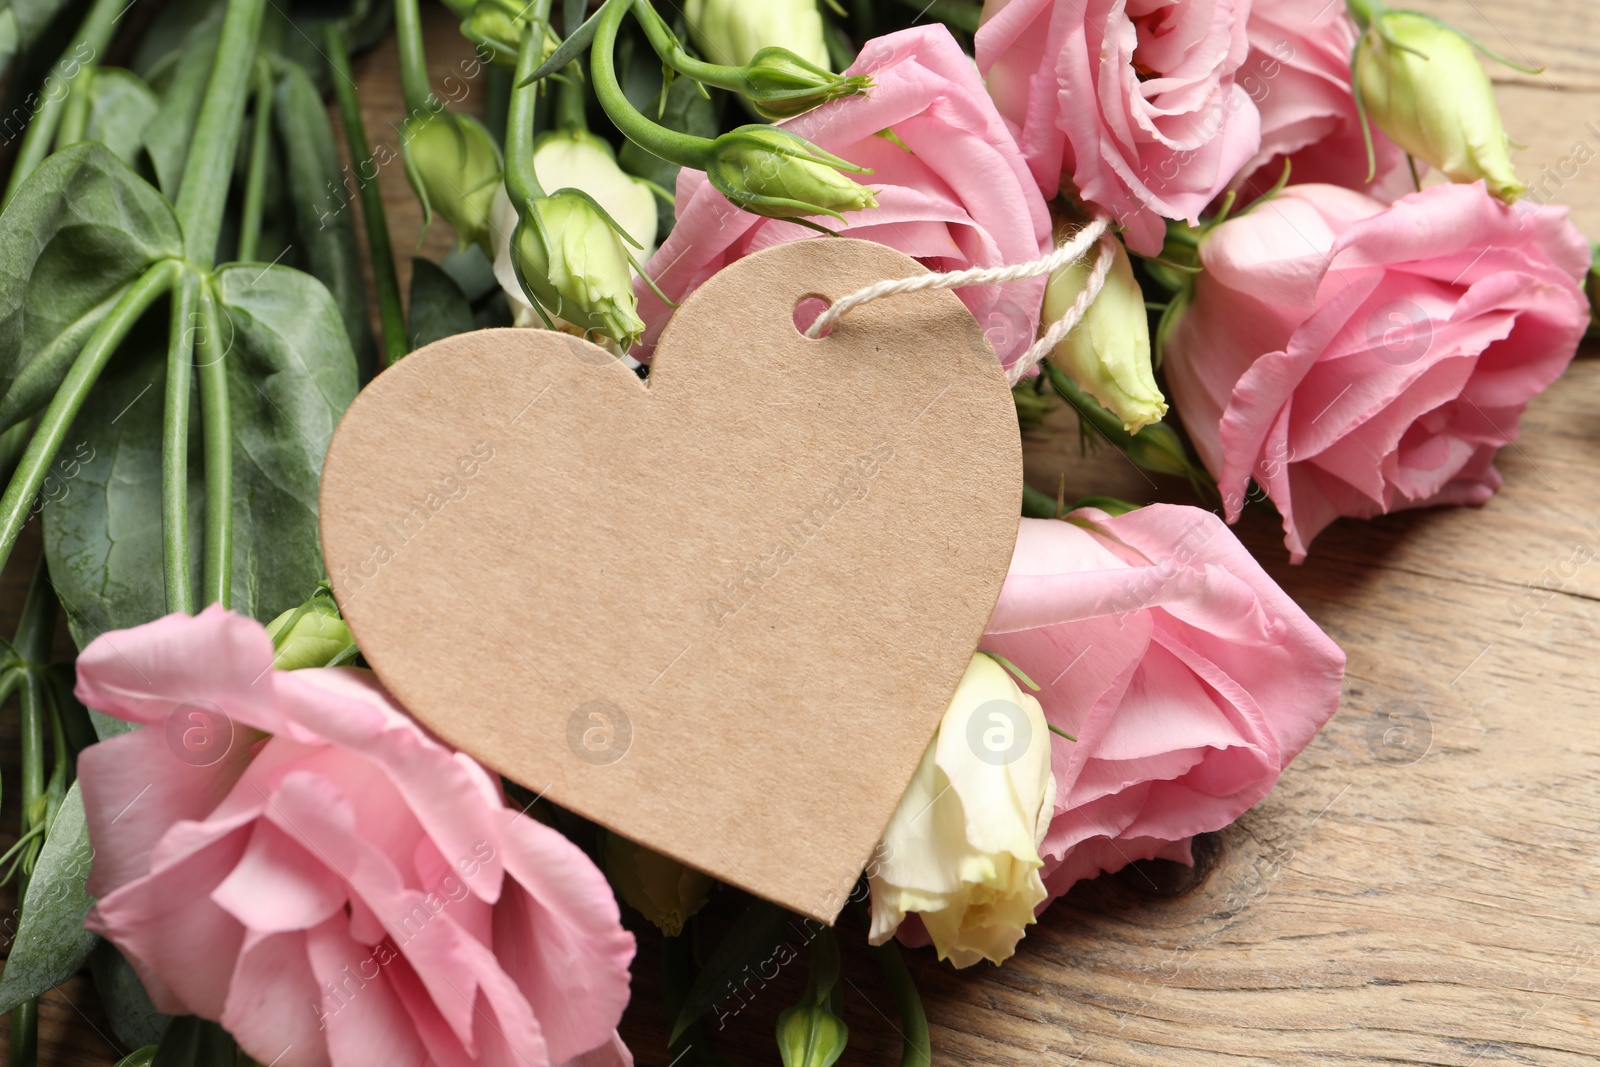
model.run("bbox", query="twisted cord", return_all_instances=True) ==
[801,214,1116,387]
[1005,234,1117,386]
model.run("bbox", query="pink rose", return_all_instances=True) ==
[1234,0,1411,201]
[635,25,1050,369]
[75,607,635,1067]
[982,507,1345,899]
[976,0,1262,256]
[1163,182,1590,560]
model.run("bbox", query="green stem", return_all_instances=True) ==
[0,261,181,581]
[7,1000,36,1067]
[53,68,95,150]
[0,0,128,210]
[325,23,407,369]
[0,421,34,487]
[163,269,199,615]
[196,289,232,609]
[15,560,55,882]
[173,0,268,269]
[555,57,589,132]
[393,0,435,114]
[626,0,749,92]
[506,16,553,208]
[875,940,932,1067]
[237,59,277,263]
[590,0,714,169]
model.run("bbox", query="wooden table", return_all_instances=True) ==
[5,2,1599,1063]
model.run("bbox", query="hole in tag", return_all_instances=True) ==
[793,295,832,338]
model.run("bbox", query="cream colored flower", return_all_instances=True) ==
[868,654,1056,968]
[492,130,658,332]
[683,0,830,71]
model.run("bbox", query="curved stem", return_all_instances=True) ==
[326,23,407,368]
[196,289,232,609]
[590,0,714,169]
[393,0,436,114]
[0,261,181,580]
[163,270,199,615]
[174,0,268,270]
[506,17,553,208]
[237,59,277,263]
[627,0,748,92]
[0,0,129,210]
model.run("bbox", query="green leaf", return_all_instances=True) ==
[113,1048,157,1067]
[129,0,223,84]
[43,304,202,653]
[80,68,161,166]
[0,781,97,1014]
[407,257,474,350]
[141,17,221,198]
[0,142,181,431]
[670,897,791,1043]
[272,59,375,378]
[150,1015,236,1067]
[90,941,170,1049]
[212,263,358,622]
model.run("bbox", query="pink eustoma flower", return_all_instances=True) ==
[75,606,635,1067]
[635,25,1051,370]
[1164,182,1590,560]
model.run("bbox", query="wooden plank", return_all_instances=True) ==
[1406,0,1600,92]
[4,2,1600,1065]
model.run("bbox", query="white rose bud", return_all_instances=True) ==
[868,654,1056,968]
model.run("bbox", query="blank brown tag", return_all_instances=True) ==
[319,238,1021,921]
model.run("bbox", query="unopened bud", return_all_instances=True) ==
[265,598,354,671]
[742,48,871,120]
[512,190,646,347]
[600,832,712,937]
[401,110,503,255]
[1353,8,1523,201]
[705,126,876,222]
[1045,237,1167,433]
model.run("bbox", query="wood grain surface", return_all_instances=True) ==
[4,2,1599,1064]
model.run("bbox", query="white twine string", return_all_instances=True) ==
[802,214,1116,386]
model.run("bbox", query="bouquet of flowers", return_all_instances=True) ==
[0,0,1590,1065]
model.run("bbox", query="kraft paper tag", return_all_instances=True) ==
[319,238,1021,921]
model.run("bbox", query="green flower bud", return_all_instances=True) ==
[512,189,647,347]
[265,597,354,671]
[775,929,847,1067]
[1045,237,1167,433]
[684,0,830,71]
[459,0,558,67]
[742,48,872,121]
[401,110,504,255]
[1354,10,1523,201]
[601,832,712,937]
[705,126,876,222]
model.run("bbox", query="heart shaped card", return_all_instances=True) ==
[319,239,1021,921]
